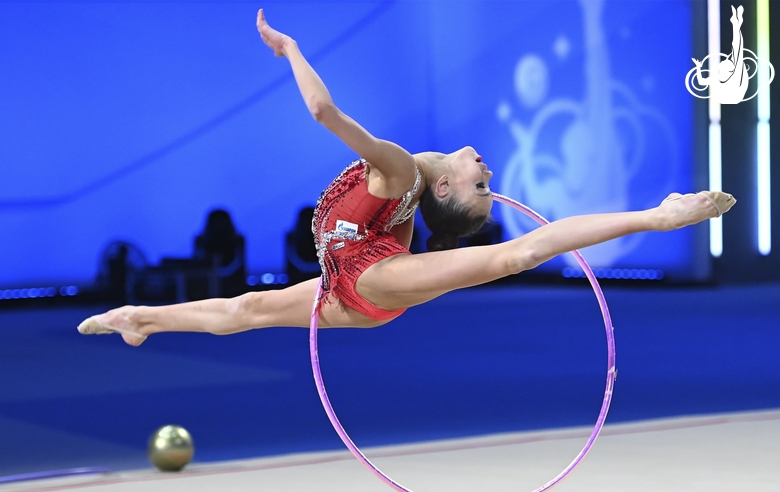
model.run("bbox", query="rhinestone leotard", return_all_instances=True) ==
[313,158,421,320]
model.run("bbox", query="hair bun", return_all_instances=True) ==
[426,233,459,252]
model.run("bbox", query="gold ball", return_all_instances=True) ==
[147,425,194,472]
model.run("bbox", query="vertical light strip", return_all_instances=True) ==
[709,123,723,256]
[708,0,723,257]
[757,0,772,255]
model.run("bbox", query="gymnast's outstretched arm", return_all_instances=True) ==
[256,9,417,196]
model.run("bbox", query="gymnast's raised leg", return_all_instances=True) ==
[355,191,734,311]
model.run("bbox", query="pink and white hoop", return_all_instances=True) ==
[309,193,617,491]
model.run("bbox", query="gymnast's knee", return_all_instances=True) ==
[506,245,543,275]
[227,291,269,328]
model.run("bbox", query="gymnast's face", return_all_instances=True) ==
[449,146,494,215]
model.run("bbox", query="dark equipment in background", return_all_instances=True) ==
[189,209,247,299]
[96,241,149,303]
[114,209,247,303]
[285,206,321,285]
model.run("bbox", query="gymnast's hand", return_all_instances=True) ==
[257,8,292,57]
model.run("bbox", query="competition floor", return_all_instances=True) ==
[0,411,780,492]
[3,410,780,491]
[1,282,779,491]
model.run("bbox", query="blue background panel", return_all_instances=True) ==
[0,0,697,286]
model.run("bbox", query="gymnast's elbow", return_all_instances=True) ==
[309,99,336,123]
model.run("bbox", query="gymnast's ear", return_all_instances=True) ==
[434,175,450,199]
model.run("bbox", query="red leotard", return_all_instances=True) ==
[313,159,421,320]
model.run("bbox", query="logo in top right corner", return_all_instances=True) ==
[685,5,774,104]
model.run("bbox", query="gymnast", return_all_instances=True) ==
[78,9,735,346]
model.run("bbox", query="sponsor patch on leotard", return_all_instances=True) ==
[336,220,359,234]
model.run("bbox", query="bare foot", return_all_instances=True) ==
[77,307,147,347]
[657,191,736,230]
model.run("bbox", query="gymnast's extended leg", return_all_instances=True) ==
[78,277,386,347]
[356,191,735,311]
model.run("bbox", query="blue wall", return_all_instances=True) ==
[0,0,698,287]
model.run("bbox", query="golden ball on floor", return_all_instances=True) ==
[147,425,194,472]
